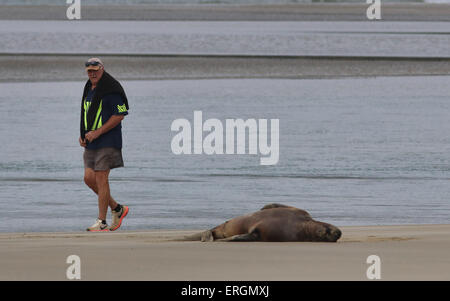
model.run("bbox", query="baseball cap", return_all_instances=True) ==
[85,58,104,71]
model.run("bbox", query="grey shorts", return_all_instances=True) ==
[83,147,124,171]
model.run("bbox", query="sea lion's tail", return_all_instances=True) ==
[172,231,206,241]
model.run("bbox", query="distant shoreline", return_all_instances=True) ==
[1,3,450,21]
[1,54,449,82]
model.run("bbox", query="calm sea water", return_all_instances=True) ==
[1,76,449,232]
[1,20,449,57]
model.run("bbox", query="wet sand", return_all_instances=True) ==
[1,54,449,82]
[1,3,450,21]
[1,224,449,280]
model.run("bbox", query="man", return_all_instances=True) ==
[79,58,129,232]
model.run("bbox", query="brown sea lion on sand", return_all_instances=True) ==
[178,203,342,242]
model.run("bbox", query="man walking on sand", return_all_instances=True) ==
[79,58,129,232]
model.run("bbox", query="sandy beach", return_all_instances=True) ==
[1,224,449,281]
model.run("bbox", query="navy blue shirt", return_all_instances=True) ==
[84,88,128,150]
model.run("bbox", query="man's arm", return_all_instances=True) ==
[85,114,124,143]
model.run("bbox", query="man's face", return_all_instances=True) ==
[87,67,104,86]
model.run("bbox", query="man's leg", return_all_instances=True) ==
[95,170,115,221]
[84,168,118,211]
[84,167,97,192]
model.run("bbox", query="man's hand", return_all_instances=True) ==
[81,115,124,145]
[79,136,87,147]
[85,129,102,143]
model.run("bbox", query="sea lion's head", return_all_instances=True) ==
[300,221,342,242]
[315,222,342,242]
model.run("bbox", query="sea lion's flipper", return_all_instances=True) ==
[172,229,216,242]
[201,230,214,242]
[216,232,260,242]
[260,203,291,210]
[173,231,209,241]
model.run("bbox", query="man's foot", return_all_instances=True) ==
[110,205,129,231]
[86,218,109,232]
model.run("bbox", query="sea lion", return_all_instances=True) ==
[179,203,342,242]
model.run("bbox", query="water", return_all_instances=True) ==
[1,76,450,232]
[1,21,449,57]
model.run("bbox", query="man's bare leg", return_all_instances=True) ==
[95,170,114,221]
[84,168,118,211]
